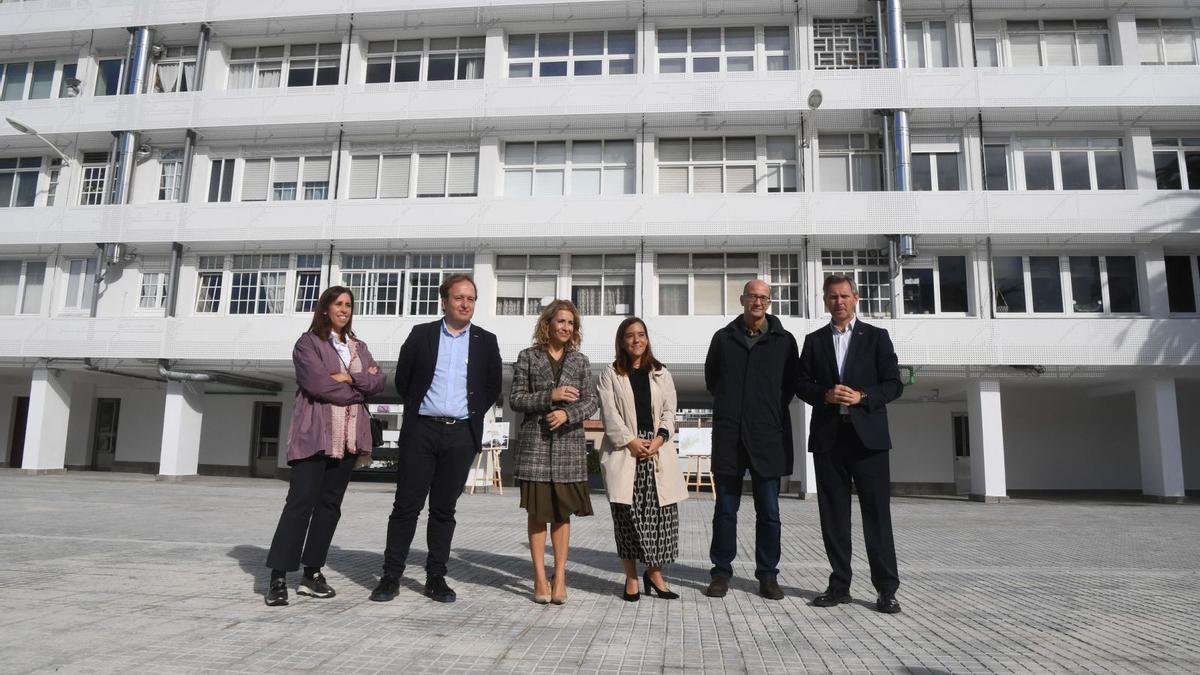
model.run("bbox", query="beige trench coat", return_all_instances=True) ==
[596,364,688,506]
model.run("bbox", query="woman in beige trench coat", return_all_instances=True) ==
[596,317,688,601]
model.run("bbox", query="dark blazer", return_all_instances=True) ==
[509,347,598,483]
[394,319,503,453]
[796,320,904,453]
[704,314,800,478]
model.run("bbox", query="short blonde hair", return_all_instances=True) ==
[532,299,582,351]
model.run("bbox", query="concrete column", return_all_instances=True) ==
[1126,127,1156,190]
[638,130,656,196]
[967,378,1008,502]
[788,400,816,498]
[21,367,72,474]
[157,381,205,481]
[635,246,654,317]
[1136,377,1186,503]
[637,21,655,76]
[1142,245,1169,319]
[473,251,497,323]
[484,28,506,81]
[478,136,501,198]
[1109,13,1140,67]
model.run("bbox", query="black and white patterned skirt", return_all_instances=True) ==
[610,455,679,567]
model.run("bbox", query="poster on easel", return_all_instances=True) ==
[467,421,509,488]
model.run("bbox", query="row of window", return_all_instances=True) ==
[2,17,1197,102]
[4,250,1200,319]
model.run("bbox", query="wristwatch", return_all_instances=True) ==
[858,391,868,405]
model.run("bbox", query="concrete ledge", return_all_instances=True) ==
[1142,494,1188,504]
[969,494,1010,503]
[155,474,198,482]
[893,482,956,496]
[20,468,66,476]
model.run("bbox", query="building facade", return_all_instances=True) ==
[1,0,1198,501]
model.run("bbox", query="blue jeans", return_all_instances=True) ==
[709,468,781,581]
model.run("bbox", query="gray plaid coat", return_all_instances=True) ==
[510,347,598,483]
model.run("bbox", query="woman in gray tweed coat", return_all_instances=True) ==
[510,299,598,605]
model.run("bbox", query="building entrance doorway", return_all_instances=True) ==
[8,396,28,468]
[952,413,971,495]
[92,398,120,470]
[251,402,282,478]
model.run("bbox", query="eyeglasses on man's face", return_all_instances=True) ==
[742,294,772,305]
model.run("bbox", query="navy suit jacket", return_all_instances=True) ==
[394,320,503,452]
[796,320,903,453]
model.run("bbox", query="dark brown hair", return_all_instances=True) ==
[439,273,477,301]
[308,286,356,340]
[613,316,662,376]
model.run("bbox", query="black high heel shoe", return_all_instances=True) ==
[622,578,640,602]
[643,571,679,600]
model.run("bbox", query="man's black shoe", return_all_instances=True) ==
[812,589,852,607]
[264,578,288,606]
[704,576,729,598]
[424,575,456,603]
[758,577,784,600]
[876,593,902,614]
[297,572,336,599]
[369,575,400,602]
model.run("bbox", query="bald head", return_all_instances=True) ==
[740,278,772,328]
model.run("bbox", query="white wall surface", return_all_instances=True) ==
[198,394,279,467]
[889,402,957,484]
[101,385,166,463]
[63,380,95,466]
[1002,387,1141,490]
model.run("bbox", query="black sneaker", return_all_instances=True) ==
[424,575,456,603]
[369,575,400,602]
[298,571,336,599]
[265,578,288,606]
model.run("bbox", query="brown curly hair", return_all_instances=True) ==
[531,299,582,351]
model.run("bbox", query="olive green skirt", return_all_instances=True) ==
[519,480,593,524]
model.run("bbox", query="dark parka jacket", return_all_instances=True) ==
[703,314,800,478]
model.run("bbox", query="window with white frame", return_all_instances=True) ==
[1152,137,1200,190]
[1137,19,1198,65]
[504,140,636,196]
[657,252,759,316]
[1005,19,1111,67]
[974,33,1001,67]
[158,152,184,202]
[349,153,412,199]
[0,260,46,315]
[79,152,110,205]
[227,44,341,90]
[905,20,952,68]
[0,157,40,208]
[983,142,1011,190]
[94,58,123,96]
[153,46,197,93]
[0,59,57,100]
[1016,137,1124,191]
[571,254,634,316]
[911,143,962,191]
[406,254,474,316]
[821,249,890,318]
[658,137,757,194]
[57,62,79,98]
[228,255,289,315]
[241,156,331,202]
[766,137,799,192]
[138,264,169,310]
[901,255,970,315]
[812,18,881,70]
[208,158,235,202]
[1164,254,1200,313]
[340,254,403,317]
[657,26,791,73]
[366,36,484,83]
[194,255,225,313]
[768,253,802,316]
[818,134,883,192]
[64,258,97,311]
[45,158,62,206]
[508,31,635,78]
[496,254,559,316]
[294,254,323,313]
[417,152,478,197]
[992,254,1140,315]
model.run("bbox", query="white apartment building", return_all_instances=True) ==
[0,0,1197,502]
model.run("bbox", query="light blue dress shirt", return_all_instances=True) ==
[419,320,471,419]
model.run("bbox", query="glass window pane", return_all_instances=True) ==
[504,169,533,196]
[574,32,604,56]
[1030,256,1064,313]
[1043,34,1076,66]
[1023,152,1054,190]
[902,268,935,314]
[1077,34,1110,66]
[604,140,636,164]
[936,154,961,190]
[1060,152,1091,190]
[1164,256,1197,312]
[912,154,933,191]
[929,23,950,67]
[1094,151,1124,190]
[571,168,601,195]
[1068,256,1102,312]
[533,169,564,196]
[1105,256,1139,313]
[693,57,719,72]
[658,275,688,315]
[975,38,999,67]
[658,30,687,54]
[1009,35,1042,66]
[540,33,570,57]
[0,261,20,314]
[1186,152,1200,189]
[658,167,689,193]
[765,27,790,51]
[725,28,754,52]
[22,261,44,313]
[509,35,535,58]
[984,145,1009,190]
[726,166,755,193]
[692,139,722,161]
[608,32,636,55]
[506,142,535,165]
[540,61,568,77]
[14,171,36,207]
[693,166,723,193]
[694,274,723,315]
[993,256,1026,313]
[573,60,602,76]
[427,55,455,80]
[536,142,566,165]
[2,62,28,100]
[852,155,882,191]
[819,155,850,192]
[1164,33,1196,64]
[905,24,925,68]
[659,58,686,74]
[365,59,391,83]
[938,256,969,312]
[29,61,55,99]
[692,28,721,53]
[726,56,754,72]
[509,63,533,78]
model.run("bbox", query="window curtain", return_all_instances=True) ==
[156,63,179,93]
[180,62,196,91]
[228,63,254,89]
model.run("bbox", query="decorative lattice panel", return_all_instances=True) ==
[812,18,882,70]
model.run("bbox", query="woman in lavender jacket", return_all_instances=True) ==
[264,285,386,606]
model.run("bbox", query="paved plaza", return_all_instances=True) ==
[1,471,1198,674]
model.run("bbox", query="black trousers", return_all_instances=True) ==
[265,453,357,572]
[814,420,900,596]
[382,417,476,578]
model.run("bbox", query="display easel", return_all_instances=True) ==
[686,453,713,493]
[469,447,503,495]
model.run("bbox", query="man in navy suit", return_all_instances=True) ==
[370,274,502,603]
[796,274,905,614]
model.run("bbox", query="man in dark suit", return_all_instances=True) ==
[703,279,799,600]
[796,274,905,614]
[370,274,502,603]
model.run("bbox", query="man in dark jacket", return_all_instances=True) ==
[703,279,799,600]
[796,274,905,614]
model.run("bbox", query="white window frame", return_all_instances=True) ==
[1136,18,1199,66]
[416,151,478,198]
[820,249,892,319]
[657,136,764,194]
[496,254,560,316]
[79,152,110,206]
[507,31,636,79]
[569,253,636,316]
[990,253,1142,316]
[229,254,290,315]
[0,259,47,316]
[1002,19,1112,67]
[503,139,636,197]
[1151,136,1200,190]
[194,255,226,314]
[898,254,973,317]
[1013,137,1125,191]
[158,153,184,202]
[768,253,802,317]
[365,36,485,84]
[63,257,98,312]
[207,158,236,202]
[240,155,332,203]
[655,252,763,316]
[293,254,324,314]
[657,26,791,74]
[405,254,474,316]
[93,56,124,96]
[0,58,59,101]
[137,271,168,311]
[348,153,413,199]
[910,143,963,192]
[1163,254,1200,314]
[152,46,198,93]
[0,156,42,208]
[904,19,954,68]
[45,158,63,206]
[817,133,884,193]
[226,43,342,90]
